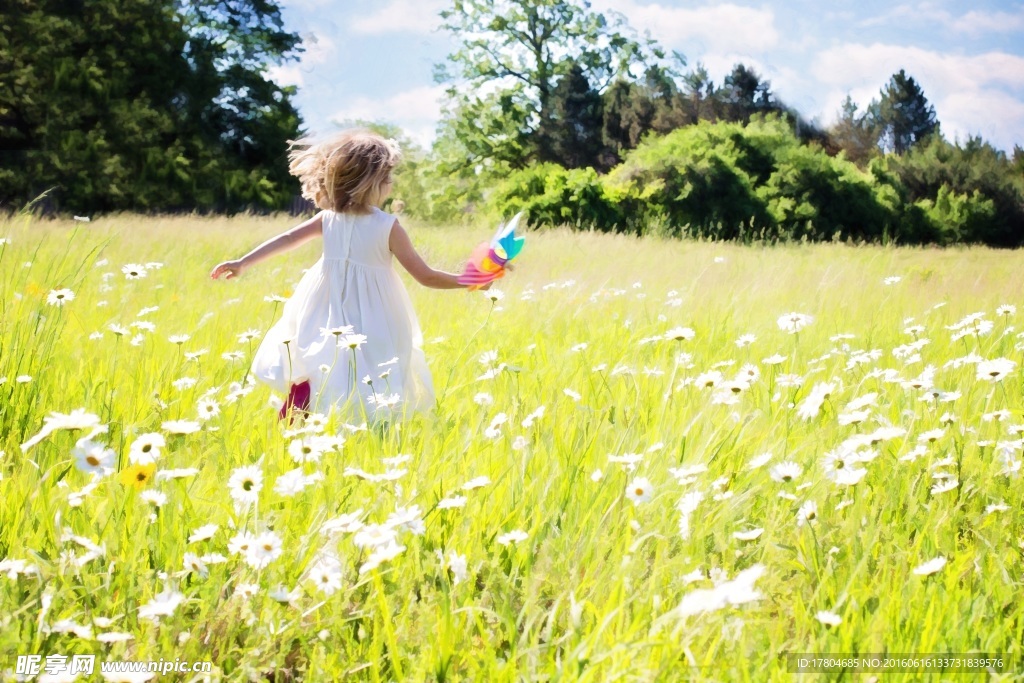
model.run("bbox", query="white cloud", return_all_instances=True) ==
[861,4,1024,35]
[812,43,1024,151]
[350,0,446,35]
[328,85,447,147]
[591,1,779,54]
[265,33,336,89]
[950,8,1024,35]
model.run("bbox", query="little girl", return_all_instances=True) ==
[210,129,472,420]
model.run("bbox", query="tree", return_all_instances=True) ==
[0,0,303,213]
[721,64,779,123]
[874,69,938,155]
[436,0,659,168]
[681,63,720,123]
[826,96,879,166]
[541,63,604,169]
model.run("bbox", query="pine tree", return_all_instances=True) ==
[541,63,604,169]
[827,95,879,165]
[875,69,938,155]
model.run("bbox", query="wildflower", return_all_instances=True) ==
[306,558,344,595]
[733,528,763,541]
[441,550,468,585]
[437,495,467,509]
[197,397,220,421]
[359,542,406,574]
[119,463,156,490]
[777,312,813,334]
[122,264,148,279]
[227,531,256,556]
[188,524,218,543]
[816,610,842,626]
[462,475,491,490]
[72,438,115,476]
[46,288,75,306]
[274,468,317,496]
[747,452,772,470]
[664,326,695,342]
[883,276,901,285]
[161,419,201,434]
[353,524,398,548]
[497,530,528,546]
[625,477,653,505]
[288,437,324,464]
[341,333,368,350]
[228,465,263,505]
[797,382,834,420]
[976,358,1016,382]
[182,553,209,579]
[245,531,283,569]
[128,433,165,465]
[140,490,167,507]
[138,588,184,622]
[797,501,818,526]
[677,565,765,617]
[522,405,545,428]
[769,461,802,483]
[913,556,947,576]
[996,305,1016,316]
[485,288,505,303]
[21,408,105,451]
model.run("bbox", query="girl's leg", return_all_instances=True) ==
[278,380,311,421]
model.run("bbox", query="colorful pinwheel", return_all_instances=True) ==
[457,212,525,290]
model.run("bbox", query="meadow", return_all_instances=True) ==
[1,213,1023,682]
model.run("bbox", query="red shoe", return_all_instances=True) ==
[279,380,311,421]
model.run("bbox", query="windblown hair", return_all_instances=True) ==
[288,129,401,213]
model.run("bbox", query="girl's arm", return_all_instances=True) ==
[210,212,324,280]
[389,220,468,290]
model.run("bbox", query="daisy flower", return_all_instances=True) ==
[913,556,947,576]
[228,465,263,505]
[196,397,220,421]
[138,588,184,621]
[245,531,283,569]
[770,461,803,483]
[129,433,165,465]
[777,312,813,334]
[625,477,653,505]
[121,264,148,279]
[46,288,75,306]
[816,610,842,626]
[72,438,115,476]
[496,530,529,546]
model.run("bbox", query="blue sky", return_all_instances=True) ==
[272,0,1024,153]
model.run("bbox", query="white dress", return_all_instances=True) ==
[251,208,435,418]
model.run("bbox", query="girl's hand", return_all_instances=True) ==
[210,260,245,280]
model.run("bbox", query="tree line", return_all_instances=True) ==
[2,0,1022,246]
[409,0,1023,246]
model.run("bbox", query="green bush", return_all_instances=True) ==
[486,163,623,231]
[757,143,897,242]
[916,185,997,245]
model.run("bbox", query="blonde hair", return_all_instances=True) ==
[288,129,401,213]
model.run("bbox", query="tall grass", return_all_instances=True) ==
[0,214,1022,681]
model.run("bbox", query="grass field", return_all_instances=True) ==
[1,213,1023,681]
